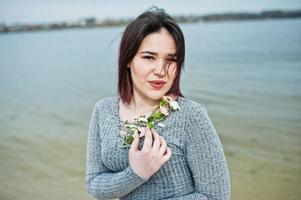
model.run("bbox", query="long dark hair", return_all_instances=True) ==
[118,6,185,104]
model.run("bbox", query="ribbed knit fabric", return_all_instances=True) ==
[85,96,231,200]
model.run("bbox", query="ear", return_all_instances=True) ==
[127,64,130,68]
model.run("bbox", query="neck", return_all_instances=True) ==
[130,91,160,116]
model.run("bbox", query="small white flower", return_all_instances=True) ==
[163,95,173,102]
[137,115,148,123]
[125,124,138,129]
[132,129,138,138]
[170,101,180,111]
[160,106,169,116]
[158,122,166,128]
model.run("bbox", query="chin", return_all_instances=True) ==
[146,90,169,100]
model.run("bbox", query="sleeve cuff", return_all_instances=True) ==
[125,166,150,183]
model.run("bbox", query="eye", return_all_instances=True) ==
[167,58,177,62]
[143,56,154,60]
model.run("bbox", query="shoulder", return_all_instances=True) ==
[177,97,213,129]
[180,98,218,141]
[178,97,208,116]
[93,96,117,113]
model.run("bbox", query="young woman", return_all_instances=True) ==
[85,7,231,200]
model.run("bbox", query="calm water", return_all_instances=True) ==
[2,0,301,23]
[0,19,300,200]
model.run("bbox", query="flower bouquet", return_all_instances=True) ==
[119,96,180,147]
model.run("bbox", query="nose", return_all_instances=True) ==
[153,60,167,77]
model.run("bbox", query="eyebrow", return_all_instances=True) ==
[139,51,176,57]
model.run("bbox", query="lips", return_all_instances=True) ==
[148,80,166,89]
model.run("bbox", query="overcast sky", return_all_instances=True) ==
[1,0,301,24]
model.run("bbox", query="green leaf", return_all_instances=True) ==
[157,116,165,122]
[148,122,155,128]
[148,116,154,122]
[125,135,134,145]
[157,112,164,118]
[160,99,165,106]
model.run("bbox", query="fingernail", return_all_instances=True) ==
[140,130,145,137]
[139,127,145,137]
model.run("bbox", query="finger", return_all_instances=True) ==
[161,147,172,163]
[159,136,167,156]
[151,128,161,150]
[139,127,146,138]
[129,133,139,152]
[142,127,153,151]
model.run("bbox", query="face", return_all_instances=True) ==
[128,27,178,102]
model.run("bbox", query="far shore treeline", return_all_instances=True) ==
[1,9,301,33]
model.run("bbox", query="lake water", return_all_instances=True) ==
[0,18,300,200]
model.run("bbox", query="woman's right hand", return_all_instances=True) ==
[129,127,172,180]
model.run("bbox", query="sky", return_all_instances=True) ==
[1,0,301,24]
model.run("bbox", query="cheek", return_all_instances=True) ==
[131,60,152,81]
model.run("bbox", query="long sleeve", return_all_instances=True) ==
[181,104,231,200]
[85,103,148,200]
[162,192,208,200]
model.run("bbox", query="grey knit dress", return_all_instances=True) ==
[85,96,231,200]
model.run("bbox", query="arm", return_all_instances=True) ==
[85,103,148,199]
[163,193,208,200]
[168,105,231,200]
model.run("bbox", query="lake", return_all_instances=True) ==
[0,18,300,200]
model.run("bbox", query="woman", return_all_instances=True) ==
[85,7,231,200]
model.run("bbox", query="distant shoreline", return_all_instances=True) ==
[1,9,301,34]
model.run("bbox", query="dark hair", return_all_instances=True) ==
[118,6,185,104]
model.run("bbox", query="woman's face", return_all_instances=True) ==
[128,27,178,102]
